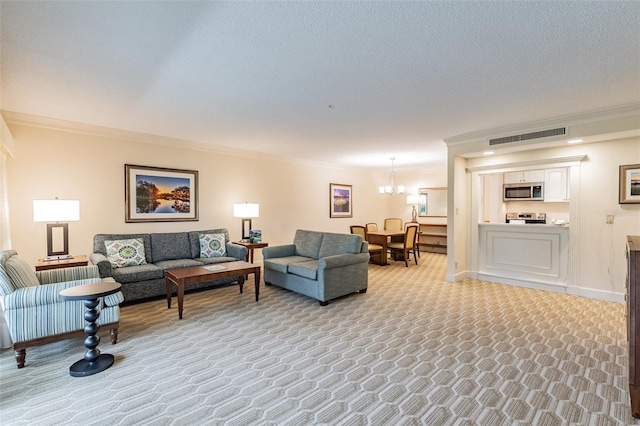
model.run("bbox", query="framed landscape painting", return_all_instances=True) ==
[620,164,640,204]
[330,183,352,218]
[125,164,199,222]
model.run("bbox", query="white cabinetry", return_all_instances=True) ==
[503,169,545,184]
[544,168,569,202]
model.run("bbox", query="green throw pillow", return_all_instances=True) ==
[105,238,147,268]
[199,233,226,258]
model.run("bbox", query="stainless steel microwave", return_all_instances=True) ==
[503,182,544,201]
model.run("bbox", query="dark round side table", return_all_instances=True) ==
[59,281,121,377]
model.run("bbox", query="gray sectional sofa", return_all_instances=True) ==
[262,229,369,305]
[90,229,248,302]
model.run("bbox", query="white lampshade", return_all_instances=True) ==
[233,203,259,218]
[33,199,80,222]
[406,195,420,205]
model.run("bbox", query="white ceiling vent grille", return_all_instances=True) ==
[489,127,566,146]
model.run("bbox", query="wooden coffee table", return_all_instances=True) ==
[165,261,260,319]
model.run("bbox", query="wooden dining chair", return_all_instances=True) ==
[365,223,378,232]
[405,222,421,257]
[387,224,419,267]
[384,218,403,232]
[350,225,384,265]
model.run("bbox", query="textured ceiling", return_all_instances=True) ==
[1,1,639,172]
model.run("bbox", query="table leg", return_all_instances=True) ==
[69,298,114,377]
[238,275,245,293]
[166,279,173,309]
[254,268,260,301]
[177,283,185,320]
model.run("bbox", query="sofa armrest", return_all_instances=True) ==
[318,252,370,270]
[90,252,113,278]
[36,265,100,284]
[226,242,248,261]
[262,244,296,259]
[2,278,103,310]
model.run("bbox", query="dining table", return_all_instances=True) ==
[366,230,406,266]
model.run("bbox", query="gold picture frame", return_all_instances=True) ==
[125,164,199,222]
[619,164,640,204]
[329,183,353,218]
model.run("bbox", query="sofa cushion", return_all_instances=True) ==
[293,230,324,259]
[154,259,203,270]
[151,232,191,263]
[105,238,148,268]
[288,260,319,280]
[264,256,312,274]
[318,233,363,258]
[195,257,240,265]
[5,255,40,289]
[111,263,164,284]
[188,229,230,258]
[199,233,226,258]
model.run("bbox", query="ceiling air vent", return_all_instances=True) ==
[489,127,566,146]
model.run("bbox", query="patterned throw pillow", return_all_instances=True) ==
[199,233,226,258]
[105,238,147,268]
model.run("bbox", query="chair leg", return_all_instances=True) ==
[404,250,409,267]
[110,327,119,344]
[14,348,26,369]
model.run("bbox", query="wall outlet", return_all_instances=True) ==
[606,214,614,224]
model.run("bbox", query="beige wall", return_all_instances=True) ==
[4,123,445,265]
[453,136,640,299]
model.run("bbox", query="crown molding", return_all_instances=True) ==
[0,110,364,172]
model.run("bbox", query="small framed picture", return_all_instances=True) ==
[619,164,640,204]
[125,164,199,222]
[329,183,352,218]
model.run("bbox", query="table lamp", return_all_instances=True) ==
[233,202,259,241]
[406,195,420,223]
[33,198,80,261]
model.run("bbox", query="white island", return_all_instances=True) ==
[477,223,570,291]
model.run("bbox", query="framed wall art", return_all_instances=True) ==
[329,183,352,218]
[125,164,199,222]
[620,164,640,204]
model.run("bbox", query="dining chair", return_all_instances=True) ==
[387,224,419,267]
[350,225,384,265]
[384,218,403,232]
[405,222,421,257]
[365,223,378,232]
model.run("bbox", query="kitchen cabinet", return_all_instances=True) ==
[544,167,569,202]
[503,169,545,184]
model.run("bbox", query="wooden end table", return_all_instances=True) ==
[59,281,121,377]
[36,255,88,271]
[234,241,268,263]
[165,261,260,319]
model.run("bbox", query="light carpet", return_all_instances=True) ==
[0,253,636,425]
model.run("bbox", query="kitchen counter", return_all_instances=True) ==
[477,222,569,290]
[479,222,569,229]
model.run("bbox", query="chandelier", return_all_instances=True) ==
[379,157,405,195]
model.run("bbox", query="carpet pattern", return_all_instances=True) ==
[0,253,636,425]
